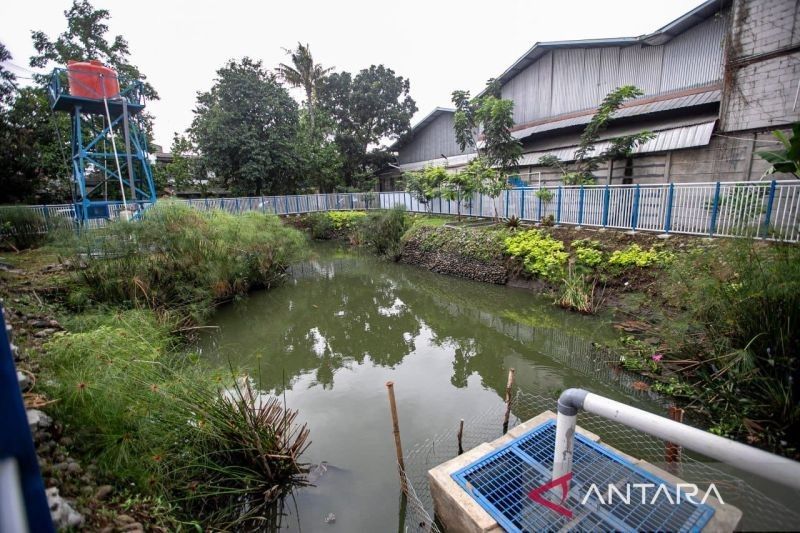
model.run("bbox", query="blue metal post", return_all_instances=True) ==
[578,185,585,225]
[709,181,721,236]
[520,190,526,219]
[234,197,240,214]
[631,184,641,231]
[602,185,610,227]
[505,189,510,218]
[538,191,543,222]
[762,180,777,238]
[284,196,289,214]
[350,193,354,210]
[204,198,209,210]
[479,194,483,217]
[324,194,329,212]
[556,186,562,224]
[261,197,266,213]
[0,305,55,533]
[663,183,675,233]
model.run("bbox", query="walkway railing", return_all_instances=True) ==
[4,180,800,242]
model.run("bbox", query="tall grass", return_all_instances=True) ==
[664,240,800,454]
[0,206,70,250]
[44,309,311,528]
[357,206,409,259]
[74,203,308,324]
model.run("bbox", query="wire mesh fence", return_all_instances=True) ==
[398,388,800,532]
[4,179,800,243]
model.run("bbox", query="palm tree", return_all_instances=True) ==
[277,43,333,133]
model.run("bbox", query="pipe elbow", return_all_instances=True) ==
[557,388,588,416]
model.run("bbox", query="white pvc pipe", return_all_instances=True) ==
[553,410,577,481]
[580,392,800,491]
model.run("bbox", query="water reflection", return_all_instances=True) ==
[199,244,660,532]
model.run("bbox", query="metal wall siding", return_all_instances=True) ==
[398,113,468,164]
[502,52,552,123]
[660,15,726,92]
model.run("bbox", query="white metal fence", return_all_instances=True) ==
[3,180,800,242]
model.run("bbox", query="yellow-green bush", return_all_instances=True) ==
[327,210,367,231]
[504,230,568,280]
[607,244,674,268]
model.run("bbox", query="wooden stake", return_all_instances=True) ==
[457,419,464,455]
[502,368,516,433]
[386,381,407,491]
[665,406,684,472]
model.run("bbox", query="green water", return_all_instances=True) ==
[199,243,660,531]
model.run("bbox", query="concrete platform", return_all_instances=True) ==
[428,411,741,532]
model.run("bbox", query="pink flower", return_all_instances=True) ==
[651,353,663,362]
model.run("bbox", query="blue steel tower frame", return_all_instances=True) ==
[47,68,157,222]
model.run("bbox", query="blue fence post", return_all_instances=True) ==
[234,197,240,214]
[631,184,641,231]
[578,185,585,226]
[284,196,290,214]
[602,184,610,227]
[520,190,526,220]
[350,193,354,210]
[762,180,777,239]
[261,197,266,213]
[0,305,55,533]
[538,190,543,222]
[324,194,329,212]
[505,189,510,218]
[663,182,675,234]
[296,196,301,213]
[219,198,224,210]
[204,198,209,211]
[709,181,721,236]
[479,194,483,217]
[556,186,562,224]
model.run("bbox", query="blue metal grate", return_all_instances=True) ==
[452,420,715,532]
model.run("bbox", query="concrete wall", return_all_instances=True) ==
[721,0,800,132]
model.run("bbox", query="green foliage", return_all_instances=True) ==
[191,58,302,196]
[538,86,654,184]
[43,309,310,528]
[404,166,447,209]
[663,241,800,453]
[319,65,417,190]
[573,241,604,270]
[306,212,334,239]
[607,244,674,269]
[277,42,333,135]
[440,166,480,218]
[152,133,208,196]
[0,207,48,250]
[407,225,508,263]
[504,230,568,281]
[505,214,521,229]
[557,270,598,314]
[757,123,800,178]
[534,188,554,203]
[76,203,307,324]
[358,207,409,258]
[327,210,367,231]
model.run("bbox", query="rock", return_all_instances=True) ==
[67,462,82,474]
[27,409,52,431]
[120,523,144,532]
[46,487,84,529]
[95,485,113,501]
[17,370,31,391]
[28,319,51,328]
[115,514,135,525]
[34,328,57,338]
[325,513,336,524]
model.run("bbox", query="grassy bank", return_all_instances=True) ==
[2,204,312,528]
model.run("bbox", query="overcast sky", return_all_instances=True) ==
[2,0,706,149]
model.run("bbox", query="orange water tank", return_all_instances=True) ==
[66,60,120,99]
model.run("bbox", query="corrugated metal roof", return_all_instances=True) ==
[511,89,720,140]
[518,120,716,165]
[397,152,476,172]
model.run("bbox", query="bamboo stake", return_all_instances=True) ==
[502,368,516,433]
[665,406,684,472]
[457,419,464,455]
[386,381,407,491]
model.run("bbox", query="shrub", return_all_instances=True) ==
[406,225,508,262]
[505,214,521,229]
[44,309,310,528]
[607,244,673,268]
[664,241,800,454]
[327,210,367,232]
[307,212,334,239]
[358,207,409,259]
[76,203,307,324]
[572,240,604,270]
[504,230,568,281]
[0,207,48,250]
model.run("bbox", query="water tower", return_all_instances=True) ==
[48,60,157,222]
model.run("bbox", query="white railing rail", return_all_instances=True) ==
[2,180,799,242]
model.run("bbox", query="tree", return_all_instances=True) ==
[538,85,655,184]
[319,65,417,190]
[191,58,301,196]
[441,166,480,219]
[152,134,211,196]
[30,0,157,100]
[757,123,800,179]
[404,166,447,212]
[277,43,333,134]
[293,109,343,193]
[0,43,16,107]
[452,80,521,219]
